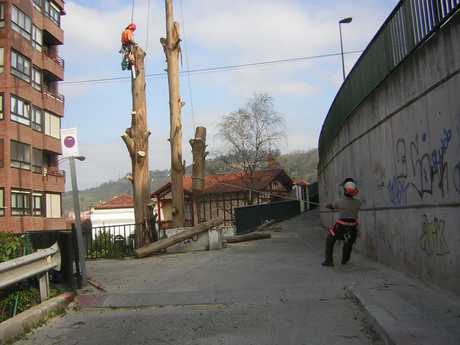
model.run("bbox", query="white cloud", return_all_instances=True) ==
[62,1,164,58]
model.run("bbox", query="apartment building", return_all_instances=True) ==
[0,0,66,233]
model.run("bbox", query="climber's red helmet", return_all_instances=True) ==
[127,23,137,31]
[343,178,359,197]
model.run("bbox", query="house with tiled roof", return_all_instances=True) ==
[89,194,135,229]
[151,169,293,230]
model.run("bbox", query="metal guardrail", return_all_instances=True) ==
[0,243,60,302]
[319,0,460,163]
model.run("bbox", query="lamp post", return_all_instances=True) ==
[68,155,87,285]
[339,17,353,81]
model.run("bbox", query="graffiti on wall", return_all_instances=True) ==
[419,215,449,256]
[454,162,460,194]
[387,127,459,206]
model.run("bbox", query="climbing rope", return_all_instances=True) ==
[179,0,196,130]
[145,0,151,53]
[131,0,135,24]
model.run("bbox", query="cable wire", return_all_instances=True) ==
[61,50,363,86]
[179,0,196,129]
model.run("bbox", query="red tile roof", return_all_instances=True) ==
[94,194,134,210]
[293,179,308,186]
[152,169,292,197]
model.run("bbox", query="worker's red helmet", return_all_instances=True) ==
[343,181,359,197]
[128,23,137,31]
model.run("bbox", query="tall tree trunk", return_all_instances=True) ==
[162,0,185,227]
[121,45,152,246]
[190,127,207,193]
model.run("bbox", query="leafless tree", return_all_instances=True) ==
[217,93,285,199]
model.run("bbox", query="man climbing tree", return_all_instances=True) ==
[120,23,137,78]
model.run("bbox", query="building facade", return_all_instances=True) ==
[90,194,136,229]
[152,169,294,230]
[0,0,65,233]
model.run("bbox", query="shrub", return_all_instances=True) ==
[0,285,40,322]
[0,233,24,263]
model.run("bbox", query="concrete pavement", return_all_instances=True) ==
[13,211,460,344]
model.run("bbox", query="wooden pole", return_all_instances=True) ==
[189,127,207,193]
[121,45,152,246]
[135,217,224,258]
[161,0,185,227]
[225,232,271,243]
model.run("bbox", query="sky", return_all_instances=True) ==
[59,0,399,189]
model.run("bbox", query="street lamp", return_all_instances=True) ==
[339,17,353,81]
[66,155,87,285]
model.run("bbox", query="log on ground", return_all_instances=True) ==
[135,218,224,258]
[225,232,272,243]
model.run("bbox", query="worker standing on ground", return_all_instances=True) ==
[120,23,137,77]
[322,178,361,267]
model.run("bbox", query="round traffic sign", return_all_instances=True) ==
[64,136,76,148]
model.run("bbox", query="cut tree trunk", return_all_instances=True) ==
[121,45,152,247]
[190,126,207,193]
[135,217,224,258]
[161,0,185,228]
[225,232,271,243]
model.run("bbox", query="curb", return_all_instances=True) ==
[345,286,396,345]
[0,292,75,345]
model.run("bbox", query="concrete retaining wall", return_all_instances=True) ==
[319,14,460,294]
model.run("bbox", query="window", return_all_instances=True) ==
[32,148,43,173]
[11,50,31,83]
[0,4,5,28]
[11,6,32,40]
[0,94,3,119]
[0,48,4,73]
[44,111,60,138]
[33,0,42,12]
[32,107,43,131]
[45,193,61,218]
[0,188,4,216]
[11,140,31,170]
[32,67,42,91]
[32,193,43,216]
[11,95,31,126]
[32,26,42,52]
[0,139,3,168]
[11,190,31,216]
[45,1,60,27]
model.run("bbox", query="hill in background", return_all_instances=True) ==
[63,149,318,214]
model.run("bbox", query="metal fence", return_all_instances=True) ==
[234,200,301,235]
[319,0,460,162]
[84,223,153,259]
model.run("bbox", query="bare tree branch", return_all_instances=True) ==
[216,93,285,202]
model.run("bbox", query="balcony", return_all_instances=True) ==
[43,168,66,192]
[43,132,62,154]
[43,85,64,115]
[43,15,64,45]
[43,47,64,80]
[44,47,65,68]
[32,167,66,190]
[32,166,65,178]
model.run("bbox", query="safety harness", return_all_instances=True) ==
[327,219,359,237]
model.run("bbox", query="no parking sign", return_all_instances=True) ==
[61,128,79,158]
